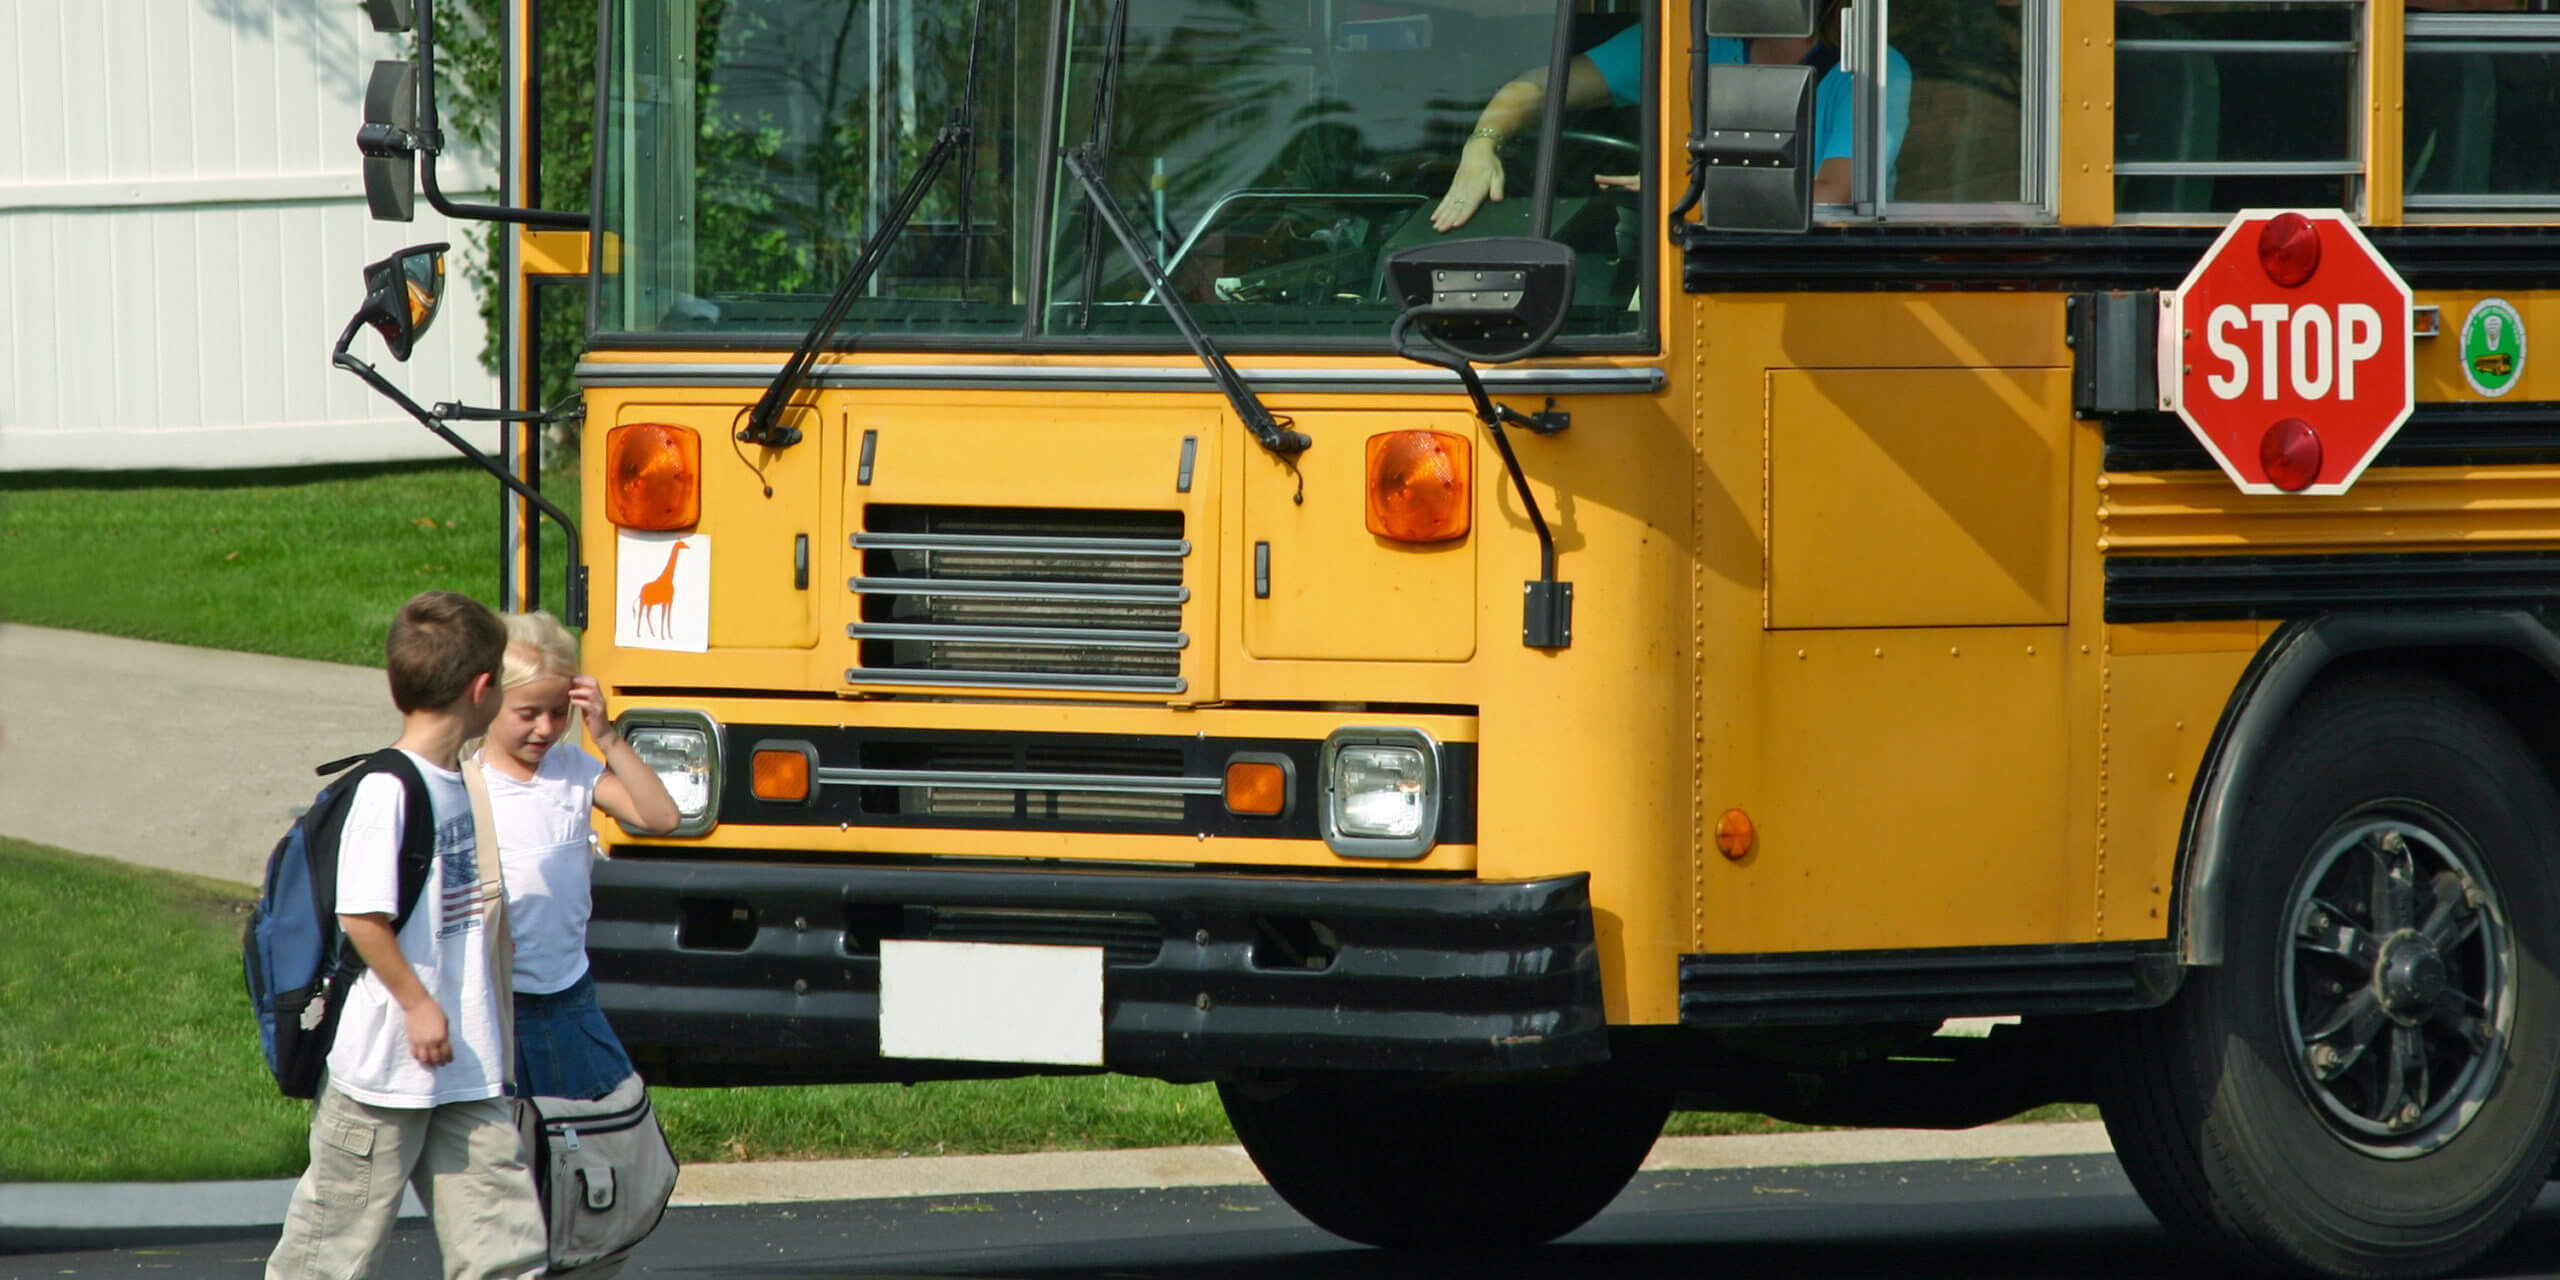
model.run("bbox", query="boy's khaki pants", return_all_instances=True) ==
[267,1085,549,1280]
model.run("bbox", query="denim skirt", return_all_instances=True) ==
[511,971,636,1101]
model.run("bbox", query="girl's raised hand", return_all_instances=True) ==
[569,674,613,740]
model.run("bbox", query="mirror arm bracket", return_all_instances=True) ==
[1479,400,1573,649]
[331,337,589,629]
[1496,397,1571,436]
[407,0,590,231]
[1392,313,1572,649]
[357,122,424,160]
[434,402,558,424]
[1668,37,1712,242]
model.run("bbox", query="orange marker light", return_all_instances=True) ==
[751,748,811,804]
[1365,431,1470,543]
[605,422,701,531]
[1225,760,1288,816]
[1714,809,1755,861]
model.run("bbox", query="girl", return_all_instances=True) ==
[477,611,681,1100]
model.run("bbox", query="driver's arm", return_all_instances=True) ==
[1812,159,1850,205]
[1433,54,1617,232]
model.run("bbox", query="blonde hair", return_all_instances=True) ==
[501,611,580,690]
[468,610,584,756]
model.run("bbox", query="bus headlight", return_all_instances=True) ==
[617,710,722,836]
[1320,727,1440,860]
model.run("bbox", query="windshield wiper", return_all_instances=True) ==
[1057,1,1301,459]
[739,0,992,449]
[1075,0,1132,335]
[1061,149,1312,460]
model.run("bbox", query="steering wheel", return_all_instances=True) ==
[1556,130,1642,194]
[1559,130,1642,161]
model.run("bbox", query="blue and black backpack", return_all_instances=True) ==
[243,749,436,1099]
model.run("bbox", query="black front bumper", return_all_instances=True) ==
[588,856,1607,1085]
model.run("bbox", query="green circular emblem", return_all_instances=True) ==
[2460,298,2525,398]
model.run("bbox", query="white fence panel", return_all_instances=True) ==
[0,0,509,472]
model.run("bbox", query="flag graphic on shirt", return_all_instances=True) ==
[436,814,487,939]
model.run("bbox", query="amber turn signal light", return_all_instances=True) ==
[605,422,701,531]
[1715,809,1755,861]
[750,747,811,804]
[1365,430,1470,543]
[1224,759,1289,816]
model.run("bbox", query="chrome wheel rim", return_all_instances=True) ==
[2282,808,2513,1157]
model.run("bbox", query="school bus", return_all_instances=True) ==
[337,0,2560,1273]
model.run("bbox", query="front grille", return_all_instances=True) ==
[847,740,1197,826]
[842,902,1164,966]
[850,506,1188,694]
[920,907,1164,966]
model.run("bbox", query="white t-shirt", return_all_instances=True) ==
[327,751,508,1108]
[483,742,608,996]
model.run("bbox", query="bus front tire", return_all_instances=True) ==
[1216,1073,1670,1249]
[2101,670,2560,1279]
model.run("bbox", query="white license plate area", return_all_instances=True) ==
[878,940,1106,1066]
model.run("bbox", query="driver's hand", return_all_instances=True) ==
[1594,173,1639,193]
[1434,139,1505,232]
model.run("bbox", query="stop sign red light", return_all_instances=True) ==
[2161,209,2414,495]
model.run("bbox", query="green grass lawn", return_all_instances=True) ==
[0,836,2085,1181]
[0,462,579,667]
[0,834,1235,1181]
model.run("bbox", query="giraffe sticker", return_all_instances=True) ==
[615,530,710,652]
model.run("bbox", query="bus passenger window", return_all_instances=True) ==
[2406,3,2560,212]
[1883,0,2044,215]
[2114,3,2363,218]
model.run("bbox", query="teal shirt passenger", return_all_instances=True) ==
[1582,28,1912,197]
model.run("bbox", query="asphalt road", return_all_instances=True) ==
[20,1155,2560,1280]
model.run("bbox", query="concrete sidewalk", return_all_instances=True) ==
[0,623,392,886]
[0,1123,2117,1230]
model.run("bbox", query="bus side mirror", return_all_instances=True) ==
[1383,238,1576,365]
[362,0,415,31]
[1704,0,1822,37]
[353,243,450,362]
[1694,63,1817,234]
[359,61,421,222]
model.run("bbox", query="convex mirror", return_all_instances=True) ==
[356,243,450,362]
[1385,238,1576,365]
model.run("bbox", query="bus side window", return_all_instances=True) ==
[1829,0,2048,222]
[2114,2,2362,219]
[2405,4,2560,213]
[2114,7,2219,215]
[1884,0,2039,213]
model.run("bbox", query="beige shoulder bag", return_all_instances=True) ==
[462,754,515,1083]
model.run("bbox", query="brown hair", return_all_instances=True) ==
[385,591,507,713]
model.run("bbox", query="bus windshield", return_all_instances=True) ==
[594,0,1649,347]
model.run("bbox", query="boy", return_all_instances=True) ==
[267,591,548,1280]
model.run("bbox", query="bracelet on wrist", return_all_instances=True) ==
[1469,127,1502,143]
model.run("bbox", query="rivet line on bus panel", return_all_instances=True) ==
[1692,295,1712,946]
[2097,636,2113,939]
